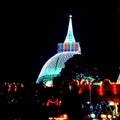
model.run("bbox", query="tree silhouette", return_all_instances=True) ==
[59,54,101,82]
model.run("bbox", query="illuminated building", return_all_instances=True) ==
[36,15,81,85]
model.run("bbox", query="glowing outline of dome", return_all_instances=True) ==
[36,51,80,84]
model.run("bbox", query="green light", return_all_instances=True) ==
[69,15,72,18]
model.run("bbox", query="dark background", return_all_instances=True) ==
[0,1,120,84]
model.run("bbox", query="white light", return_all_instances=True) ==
[113,115,116,118]
[109,101,114,106]
[108,115,112,118]
[87,101,90,104]
[46,81,53,87]
[90,113,95,118]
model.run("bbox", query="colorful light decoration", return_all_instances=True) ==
[36,15,81,85]
[74,79,120,96]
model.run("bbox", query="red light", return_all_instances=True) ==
[112,83,117,95]
[14,85,17,92]
[98,83,104,95]
[88,83,92,90]
[78,87,82,94]
[8,85,11,92]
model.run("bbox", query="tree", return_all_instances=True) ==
[59,54,101,82]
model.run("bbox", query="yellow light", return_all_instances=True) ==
[48,114,68,120]
[48,117,53,120]
[108,115,112,118]
[100,114,107,118]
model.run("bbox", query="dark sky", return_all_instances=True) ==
[0,1,120,83]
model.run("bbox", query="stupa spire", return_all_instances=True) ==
[64,15,76,43]
[117,67,120,83]
[117,73,120,83]
[57,15,81,53]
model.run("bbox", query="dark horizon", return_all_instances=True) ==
[0,1,120,83]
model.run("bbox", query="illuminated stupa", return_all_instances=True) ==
[36,15,81,86]
[117,73,120,83]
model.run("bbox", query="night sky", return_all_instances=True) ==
[0,1,120,83]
